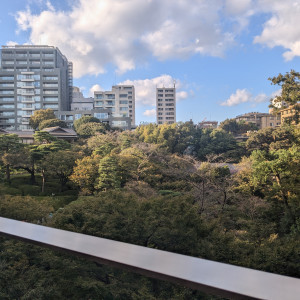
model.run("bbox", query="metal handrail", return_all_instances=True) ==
[0,216,299,300]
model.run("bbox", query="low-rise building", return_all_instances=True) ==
[235,112,281,129]
[0,126,77,144]
[196,121,218,129]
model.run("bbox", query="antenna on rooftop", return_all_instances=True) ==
[173,80,176,88]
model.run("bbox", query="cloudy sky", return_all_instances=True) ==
[1,0,300,124]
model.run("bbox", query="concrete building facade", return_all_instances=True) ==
[0,45,72,130]
[156,87,176,125]
[94,85,135,128]
[71,86,94,111]
[235,112,281,130]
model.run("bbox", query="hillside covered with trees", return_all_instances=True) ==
[0,71,299,299]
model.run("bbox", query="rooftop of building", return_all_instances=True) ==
[236,112,271,118]
[1,44,69,62]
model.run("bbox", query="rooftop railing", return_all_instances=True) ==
[0,216,299,300]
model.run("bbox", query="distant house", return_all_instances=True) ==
[41,127,78,142]
[0,127,77,144]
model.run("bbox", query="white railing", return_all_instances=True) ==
[0,216,299,300]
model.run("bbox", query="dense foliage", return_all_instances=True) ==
[0,102,299,298]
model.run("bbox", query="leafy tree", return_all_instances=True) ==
[70,155,101,194]
[96,155,121,191]
[220,118,258,135]
[269,70,300,124]
[196,129,237,161]
[44,150,80,190]
[76,122,108,137]
[0,134,23,184]
[246,125,298,153]
[39,118,68,130]
[29,109,56,130]
[251,146,300,210]
[73,116,101,131]
[0,195,53,222]
[87,132,119,156]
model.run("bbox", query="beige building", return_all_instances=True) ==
[235,112,280,129]
[156,87,176,125]
[261,114,281,129]
[94,85,135,128]
[278,104,299,124]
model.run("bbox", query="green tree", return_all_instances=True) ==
[70,155,101,194]
[251,146,300,209]
[29,109,56,130]
[73,116,101,131]
[0,134,23,184]
[96,155,121,191]
[246,125,298,153]
[39,119,67,130]
[76,122,108,137]
[196,129,237,161]
[44,150,79,191]
[220,119,258,135]
[269,70,300,124]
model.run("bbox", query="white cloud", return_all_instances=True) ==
[225,0,253,15]
[221,88,276,106]
[14,0,300,77]
[15,0,236,77]
[119,74,190,107]
[6,41,19,46]
[254,0,300,61]
[143,109,156,117]
[177,91,188,101]
[89,84,103,97]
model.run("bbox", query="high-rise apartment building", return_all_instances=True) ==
[94,85,135,128]
[156,87,176,124]
[0,45,72,130]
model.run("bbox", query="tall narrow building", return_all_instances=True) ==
[94,85,135,129]
[156,86,176,124]
[0,45,72,130]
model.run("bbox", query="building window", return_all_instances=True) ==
[94,113,108,119]
[75,114,82,120]
[95,94,103,99]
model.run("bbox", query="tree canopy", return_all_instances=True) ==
[269,69,300,124]
[29,109,56,130]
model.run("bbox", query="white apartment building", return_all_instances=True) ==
[156,87,176,124]
[94,85,135,128]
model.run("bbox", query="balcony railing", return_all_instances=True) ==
[0,216,299,300]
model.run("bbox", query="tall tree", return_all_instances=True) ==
[70,154,101,194]
[269,70,300,124]
[0,134,23,184]
[73,116,101,132]
[44,150,79,191]
[39,119,67,130]
[29,109,56,130]
[96,155,121,191]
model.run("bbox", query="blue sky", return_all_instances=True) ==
[1,0,300,125]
